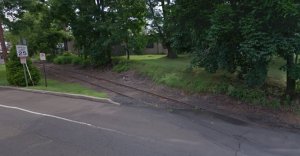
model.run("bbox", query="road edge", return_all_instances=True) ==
[0,86,121,106]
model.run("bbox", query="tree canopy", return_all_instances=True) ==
[1,0,299,97]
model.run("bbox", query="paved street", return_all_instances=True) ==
[0,88,300,156]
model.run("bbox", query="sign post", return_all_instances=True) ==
[40,53,47,87]
[16,45,29,87]
[20,57,28,87]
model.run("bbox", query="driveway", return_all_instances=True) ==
[0,88,299,156]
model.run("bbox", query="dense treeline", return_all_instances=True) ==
[0,0,299,97]
[172,0,300,97]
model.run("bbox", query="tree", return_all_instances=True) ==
[0,0,30,63]
[49,0,148,65]
[171,0,215,54]
[146,0,177,58]
[110,0,147,60]
[191,0,300,98]
[1,0,65,56]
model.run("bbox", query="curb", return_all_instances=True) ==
[0,86,121,106]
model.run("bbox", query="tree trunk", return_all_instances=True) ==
[64,40,68,51]
[0,21,8,63]
[166,43,177,59]
[286,54,296,98]
[125,42,130,60]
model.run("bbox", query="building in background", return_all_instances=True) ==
[144,42,167,54]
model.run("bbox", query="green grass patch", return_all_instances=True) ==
[1,64,106,98]
[115,55,289,108]
[0,65,8,86]
[30,79,107,98]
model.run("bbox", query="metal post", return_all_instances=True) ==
[23,64,28,87]
[25,63,34,86]
[43,63,48,87]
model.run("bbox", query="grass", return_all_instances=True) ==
[268,57,286,86]
[30,79,107,98]
[0,64,107,98]
[114,55,292,108]
[0,65,8,86]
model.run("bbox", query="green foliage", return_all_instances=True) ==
[48,0,147,65]
[6,48,41,86]
[72,57,84,65]
[46,54,56,63]
[171,0,214,54]
[146,0,178,58]
[53,52,84,65]
[189,0,300,97]
[112,60,130,73]
[128,55,283,108]
[5,1,70,55]
[0,65,8,86]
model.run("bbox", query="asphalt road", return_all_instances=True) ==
[0,88,300,156]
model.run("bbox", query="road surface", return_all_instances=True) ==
[0,88,299,156]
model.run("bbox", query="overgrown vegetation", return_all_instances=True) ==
[1,0,299,106]
[173,0,300,98]
[53,52,83,65]
[115,55,298,109]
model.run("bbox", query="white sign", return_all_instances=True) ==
[40,53,46,61]
[16,45,28,57]
[20,57,27,64]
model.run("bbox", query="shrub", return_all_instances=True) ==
[112,60,130,73]
[81,59,92,67]
[46,54,56,62]
[72,57,83,65]
[6,47,41,86]
[53,55,73,64]
[53,52,84,65]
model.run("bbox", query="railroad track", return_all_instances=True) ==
[39,63,200,110]
[33,63,300,132]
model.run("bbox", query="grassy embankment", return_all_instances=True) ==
[114,55,299,108]
[0,64,106,98]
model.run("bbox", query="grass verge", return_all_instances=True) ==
[30,79,107,98]
[0,64,107,98]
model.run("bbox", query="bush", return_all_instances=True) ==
[112,60,130,73]
[6,47,41,86]
[72,57,84,65]
[53,52,84,65]
[46,54,56,62]
[53,55,73,64]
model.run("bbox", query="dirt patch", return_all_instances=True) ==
[38,63,300,130]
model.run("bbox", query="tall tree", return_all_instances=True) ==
[49,0,148,65]
[146,0,177,58]
[191,0,300,98]
[0,0,28,63]
[171,0,215,54]
[111,0,147,60]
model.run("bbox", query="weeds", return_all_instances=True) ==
[117,55,292,110]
